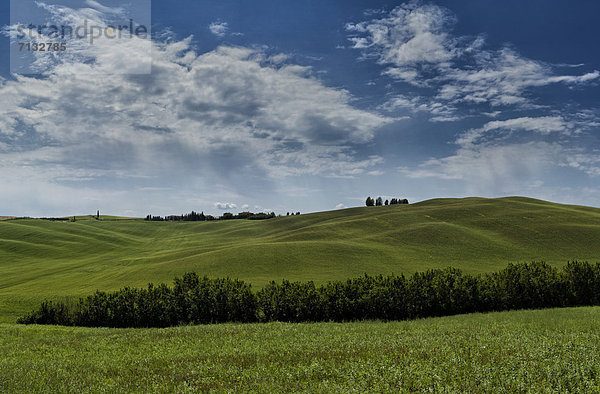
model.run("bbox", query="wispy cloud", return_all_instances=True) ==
[399,114,600,194]
[380,95,458,122]
[456,116,577,146]
[84,0,125,15]
[562,152,600,177]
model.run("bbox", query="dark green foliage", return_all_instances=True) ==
[320,275,409,321]
[563,261,600,305]
[365,197,374,206]
[257,280,324,322]
[247,212,276,220]
[220,212,235,220]
[19,261,600,328]
[406,268,480,317]
[145,210,274,222]
[20,275,256,327]
[172,273,257,324]
[237,211,254,219]
[479,262,566,311]
[17,300,74,325]
[376,197,383,206]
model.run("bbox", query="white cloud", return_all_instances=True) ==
[436,49,598,108]
[346,2,456,68]
[547,71,600,84]
[401,142,559,181]
[347,2,599,117]
[403,142,600,197]
[0,4,391,216]
[209,21,229,37]
[85,0,124,15]
[456,116,576,146]
[215,202,237,210]
[482,117,572,134]
[399,114,600,196]
[381,95,458,121]
[335,203,345,209]
[361,3,600,194]
[561,152,600,177]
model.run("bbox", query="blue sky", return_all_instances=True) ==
[0,0,599,217]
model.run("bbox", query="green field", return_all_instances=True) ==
[1,196,600,322]
[2,307,600,392]
[2,196,600,391]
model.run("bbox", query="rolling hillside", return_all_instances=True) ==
[1,196,599,322]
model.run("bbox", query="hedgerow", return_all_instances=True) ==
[18,261,600,327]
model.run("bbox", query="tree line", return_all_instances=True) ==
[366,197,409,207]
[18,261,600,328]
[145,211,276,222]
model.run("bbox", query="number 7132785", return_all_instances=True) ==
[18,42,67,51]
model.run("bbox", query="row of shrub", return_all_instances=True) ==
[18,261,600,328]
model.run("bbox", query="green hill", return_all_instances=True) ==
[1,196,599,322]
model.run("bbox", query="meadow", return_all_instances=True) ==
[1,196,600,322]
[2,197,600,391]
[2,307,600,392]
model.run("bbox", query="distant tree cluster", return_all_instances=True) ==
[286,212,301,216]
[145,211,276,222]
[19,261,600,327]
[366,196,408,207]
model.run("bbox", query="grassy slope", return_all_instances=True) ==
[1,196,599,322]
[2,307,600,392]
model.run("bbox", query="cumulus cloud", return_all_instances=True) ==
[347,2,599,118]
[209,21,229,37]
[345,2,456,66]
[0,3,391,215]
[351,2,600,199]
[215,202,237,210]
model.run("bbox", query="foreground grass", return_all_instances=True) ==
[2,307,600,392]
[1,196,600,322]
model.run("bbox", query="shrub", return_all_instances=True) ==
[19,261,600,328]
